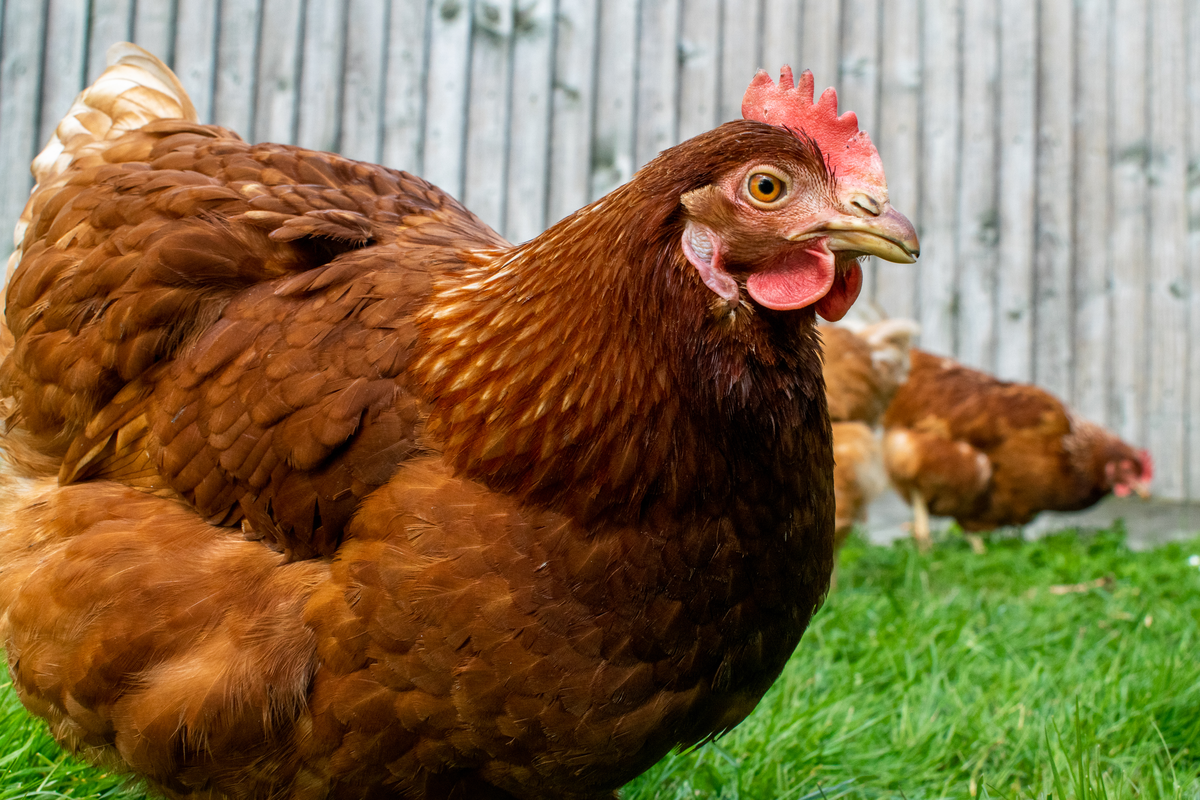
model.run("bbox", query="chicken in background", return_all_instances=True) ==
[819,317,919,554]
[0,45,918,800]
[831,420,888,550]
[883,349,1152,552]
[821,317,920,426]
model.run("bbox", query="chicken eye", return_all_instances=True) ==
[746,171,786,206]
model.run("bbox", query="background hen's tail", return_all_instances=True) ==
[6,43,195,295]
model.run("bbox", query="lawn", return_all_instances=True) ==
[1,525,1199,799]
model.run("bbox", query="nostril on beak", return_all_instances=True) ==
[850,194,882,217]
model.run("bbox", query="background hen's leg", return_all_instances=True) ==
[910,489,931,552]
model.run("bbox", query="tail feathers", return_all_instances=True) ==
[11,43,195,265]
[5,43,194,346]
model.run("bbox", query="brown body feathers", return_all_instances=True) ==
[0,46,918,799]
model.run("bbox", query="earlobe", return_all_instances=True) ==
[682,221,739,307]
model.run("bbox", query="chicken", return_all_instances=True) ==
[820,318,918,551]
[821,318,919,425]
[883,349,1152,551]
[0,45,918,800]
[831,420,887,551]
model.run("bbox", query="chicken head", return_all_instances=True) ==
[680,67,919,321]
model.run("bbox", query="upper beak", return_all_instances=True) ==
[789,203,920,264]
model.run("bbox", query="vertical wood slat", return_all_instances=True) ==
[295,1,348,153]
[422,0,473,201]
[504,0,555,244]
[87,0,134,81]
[916,0,962,356]
[589,0,637,200]
[1187,0,1200,498]
[380,0,430,174]
[838,0,880,304]
[718,0,759,124]
[759,0,799,81]
[253,0,303,144]
[871,0,919,319]
[340,0,389,164]
[994,0,1037,382]
[799,0,840,94]
[1146,0,1187,498]
[1071,0,1111,429]
[677,0,721,142]
[1108,0,1149,446]
[1032,0,1074,401]
[172,0,218,122]
[212,0,260,135]
[546,0,598,226]
[0,0,46,253]
[133,0,177,66]
[39,0,89,144]
[633,0,680,170]
[462,0,514,233]
[954,0,998,371]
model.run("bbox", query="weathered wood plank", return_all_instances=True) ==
[39,0,89,143]
[461,0,514,233]
[953,0,998,370]
[172,0,218,122]
[1071,0,1112,428]
[422,0,473,201]
[380,0,430,174]
[133,0,176,66]
[915,0,962,355]
[1187,0,1200,498]
[340,0,388,163]
[253,0,303,144]
[800,0,840,92]
[718,0,760,124]
[994,0,1036,382]
[837,0,880,301]
[212,0,260,135]
[677,0,721,142]
[295,1,347,153]
[1108,0,1149,445]
[87,0,134,81]
[590,0,638,200]
[634,0,681,169]
[546,0,598,225]
[1146,0,1187,497]
[1031,0,1074,401]
[871,0,920,320]
[760,0,799,79]
[504,0,555,243]
[0,0,46,252]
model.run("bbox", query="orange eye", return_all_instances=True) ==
[747,171,786,205]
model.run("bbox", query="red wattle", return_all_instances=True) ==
[815,261,863,322]
[745,242,835,312]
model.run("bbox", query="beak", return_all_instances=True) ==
[789,203,920,264]
[1133,481,1151,500]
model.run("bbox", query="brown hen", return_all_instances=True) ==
[819,318,917,553]
[883,349,1152,551]
[0,45,918,799]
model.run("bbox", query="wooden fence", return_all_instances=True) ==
[1,0,1198,500]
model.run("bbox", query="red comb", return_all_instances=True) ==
[1138,449,1154,480]
[742,66,885,192]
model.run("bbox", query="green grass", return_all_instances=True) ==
[624,526,1200,800]
[1,526,1199,798]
